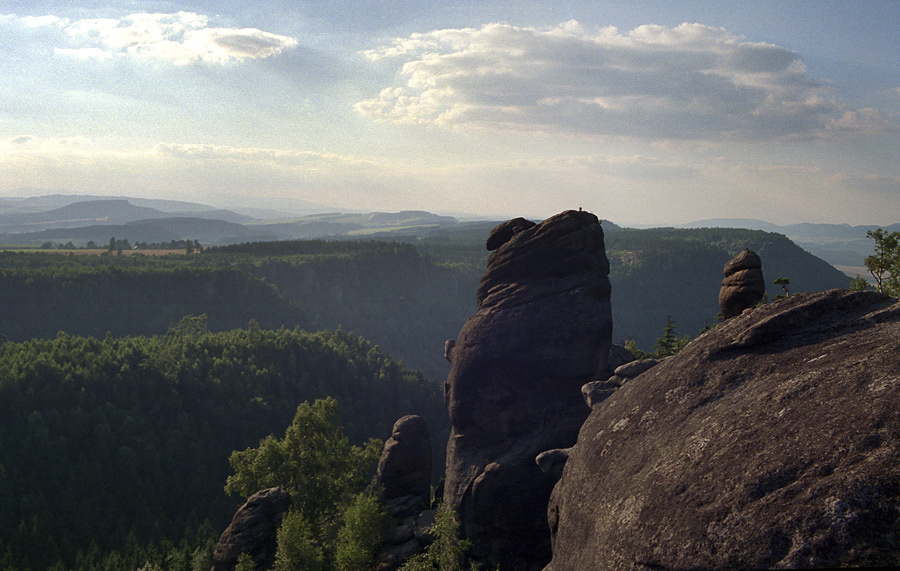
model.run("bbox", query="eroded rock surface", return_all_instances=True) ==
[211,487,291,571]
[376,415,432,519]
[718,248,766,319]
[547,290,900,570]
[444,210,612,570]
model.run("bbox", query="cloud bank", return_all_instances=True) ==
[18,11,298,65]
[357,21,889,141]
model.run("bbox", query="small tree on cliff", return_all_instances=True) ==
[773,276,790,298]
[864,228,900,296]
[399,506,473,571]
[849,275,869,292]
[653,316,690,358]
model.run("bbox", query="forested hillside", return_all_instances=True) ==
[0,226,851,378]
[0,252,310,340]
[409,224,851,351]
[0,324,445,570]
[214,241,478,380]
[605,226,851,348]
[0,242,475,379]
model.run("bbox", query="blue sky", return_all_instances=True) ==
[1,1,898,224]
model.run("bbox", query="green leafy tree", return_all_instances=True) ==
[225,397,382,533]
[400,506,473,571]
[235,552,257,571]
[849,275,869,292]
[191,543,214,571]
[623,339,645,360]
[226,398,385,570]
[273,510,326,571]
[334,491,391,571]
[166,314,208,339]
[864,228,900,296]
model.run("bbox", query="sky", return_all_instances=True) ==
[1,1,898,225]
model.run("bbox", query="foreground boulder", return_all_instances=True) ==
[547,289,900,570]
[211,487,291,571]
[444,210,612,570]
[376,415,432,519]
[718,248,765,318]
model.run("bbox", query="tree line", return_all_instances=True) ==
[0,240,475,379]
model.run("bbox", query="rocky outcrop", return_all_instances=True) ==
[211,487,291,571]
[374,415,434,570]
[580,345,641,408]
[547,289,900,570]
[377,509,436,570]
[718,248,766,318]
[484,217,537,251]
[444,210,612,570]
[376,415,432,519]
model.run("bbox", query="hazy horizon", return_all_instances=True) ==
[2,1,899,226]
[4,190,900,232]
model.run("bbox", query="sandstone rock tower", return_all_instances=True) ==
[718,248,765,319]
[443,210,612,570]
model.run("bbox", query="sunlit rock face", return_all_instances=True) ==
[546,289,900,571]
[443,210,612,570]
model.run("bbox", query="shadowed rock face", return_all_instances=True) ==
[718,248,765,319]
[376,415,432,519]
[444,210,612,570]
[547,289,900,571]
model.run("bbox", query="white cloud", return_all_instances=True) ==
[827,108,895,136]
[54,47,114,61]
[21,11,298,65]
[357,21,892,141]
[18,15,68,28]
[154,143,378,168]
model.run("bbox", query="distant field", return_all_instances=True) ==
[0,248,189,256]
[835,264,872,280]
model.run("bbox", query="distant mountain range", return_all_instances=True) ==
[0,195,466,246]
[678,218,900,273]
[0,193,221,214]
[1,195,896,273]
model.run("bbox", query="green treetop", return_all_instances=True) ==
[225,397,382,525]
[864,228,900,296]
